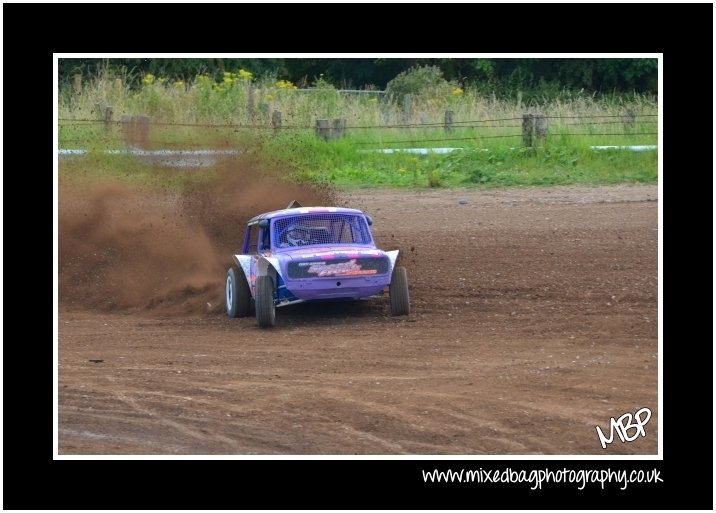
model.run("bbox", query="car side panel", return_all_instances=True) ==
[234,255,254,296]
[384,250,400,276]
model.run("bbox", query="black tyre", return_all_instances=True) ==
[389,266,410,316]
[255,275,276,328]
[226,266,250,318]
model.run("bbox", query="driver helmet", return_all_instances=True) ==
[286,223,311,246]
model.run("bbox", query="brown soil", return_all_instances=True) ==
[58,173,658,455]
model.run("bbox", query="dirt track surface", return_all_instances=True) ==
[59,184,658,455]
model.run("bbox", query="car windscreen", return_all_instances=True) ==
[274,214,372,249]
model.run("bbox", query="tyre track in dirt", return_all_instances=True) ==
[59,183,658,455]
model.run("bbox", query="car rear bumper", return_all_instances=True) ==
[284,275,389,301]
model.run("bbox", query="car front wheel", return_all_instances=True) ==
[226,266,250,318]
[389,266,410,316]
[255,275,276,327]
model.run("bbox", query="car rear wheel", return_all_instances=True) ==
[255,275,276,328]
[226,266,250,318]
[389,266,410,316]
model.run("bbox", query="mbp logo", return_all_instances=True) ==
[596,407,652,449]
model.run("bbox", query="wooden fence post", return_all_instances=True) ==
[332,118,346,139]
[622,108,636,131]
[73,74,82,95]
[403,94,412,123]
[113,78,123,96]
[248,86,256,122]
[104,106,113,133]
[316,119,330,141]
[444,110,454,132]
[534,115,548,144]
[522,114,534,148]
[271,110,282,135]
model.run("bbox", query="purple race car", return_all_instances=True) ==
[225,201,410,327]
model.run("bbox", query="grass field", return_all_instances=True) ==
[58,70,658,189]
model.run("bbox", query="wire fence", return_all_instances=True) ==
[58,112,658,150]
[58,114,658,131]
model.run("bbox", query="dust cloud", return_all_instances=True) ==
[58,156,335,316]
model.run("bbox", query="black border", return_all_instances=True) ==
[4,2,712,510]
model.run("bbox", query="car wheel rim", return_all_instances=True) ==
[226,275,233,309]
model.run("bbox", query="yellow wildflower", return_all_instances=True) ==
[452,87,464,96]
[237,69,253,81]
[142,73,155,86]
[276,79,297,89]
